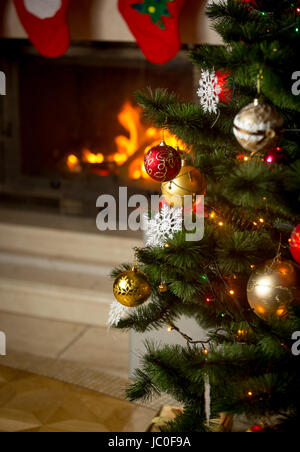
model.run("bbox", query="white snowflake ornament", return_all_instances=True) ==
[107,301,130,328]
[197,69,222,114]
[145,205,183,248]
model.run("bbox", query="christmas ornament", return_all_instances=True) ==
[247,259,300,320]
[264,146,286,164]
[159,281,168,293]
[246,424,264,433]
[233,98,284,154]
[107,301,130,327]
[290,224,300,264]
[161,160,206,208]
[144,141,181,182]
[13,0,70,58]
[145,204,183,247]
[113,264,152,307]
[197,69,231,114]
[118,0,187,64]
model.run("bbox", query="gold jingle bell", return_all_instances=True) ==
[161,159,206,209]
[233,98,284,154]
[113,264,152,307]
[247,259,300,320]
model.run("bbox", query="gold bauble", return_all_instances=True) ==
[233,98,284,154]
[247,260,300,320]
[161,160,206,208]
[113,266,152,307]
[158,281,168,293]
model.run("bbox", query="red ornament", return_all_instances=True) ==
[215,70,232,104]
[144,141,181,182]
[290,224,300,264]
[264,147,286,164]
[250,424,264,432]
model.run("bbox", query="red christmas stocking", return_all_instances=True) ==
[118,0,186,65]
[13,0,71,58]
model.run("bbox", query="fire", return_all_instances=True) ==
[114,102,186,181]
[82,148,104,164]
[66,101,186,180]
[67,154,81,173]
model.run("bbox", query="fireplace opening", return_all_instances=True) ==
[0,40,196,216]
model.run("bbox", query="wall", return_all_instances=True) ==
[0,0,222,45]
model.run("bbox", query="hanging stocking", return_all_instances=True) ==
[118,0,187,65]
[13,0,71,58]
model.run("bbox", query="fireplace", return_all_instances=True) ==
[0,39,196,216]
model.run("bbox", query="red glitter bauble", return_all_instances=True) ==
[144,141,181,182]
[290,224,300,264]
[264,147,286,164]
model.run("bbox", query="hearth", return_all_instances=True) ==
[0,39,196,216]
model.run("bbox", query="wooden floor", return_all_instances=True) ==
[0,366,156,432]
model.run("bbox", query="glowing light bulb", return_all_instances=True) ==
[218,221,224,227]
[167,327,173,333]
[229,290,235,296]
[259,218,265,223]
[248,391,253,397]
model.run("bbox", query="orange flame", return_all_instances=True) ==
[67,154,81,173]
[66,101,187,180]
[82,148,104,165]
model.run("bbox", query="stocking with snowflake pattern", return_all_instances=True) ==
[13,0,71,58]
[118,0,187,64]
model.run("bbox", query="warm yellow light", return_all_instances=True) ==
[248,391,253,397]
[256,305,266,315]
[229,290,235,296]
[167,327,173,333]
[218,222,224,227]
[114,153,128,165]
[259,218,264,224]
[244,156,249,161]
[255,277,272,297]
[133,170,142,180]
[68,154,79,165]
[146,127,158,138]
[203,349,209,355]
[276,308,286,317]
[253,222,258,226]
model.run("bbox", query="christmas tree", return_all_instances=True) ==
[112,0,300,432]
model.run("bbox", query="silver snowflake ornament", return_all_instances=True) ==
[145,205,183,248]
[197,69,221,114]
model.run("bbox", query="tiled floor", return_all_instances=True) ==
[0,366,156,432]
[0,311,129,379]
